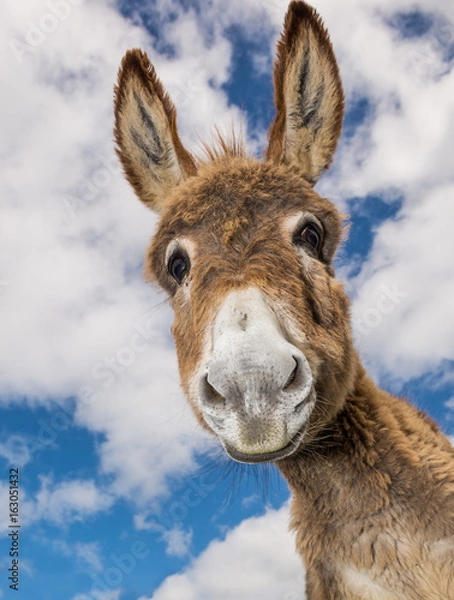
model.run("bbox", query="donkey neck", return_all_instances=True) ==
[279,371,392,518]
[277,369,454,562]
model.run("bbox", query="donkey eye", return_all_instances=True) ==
[295,223,322,255]
[168,252,190,284]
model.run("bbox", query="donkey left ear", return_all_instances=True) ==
[114,49,197,213]
[266,1,344,185]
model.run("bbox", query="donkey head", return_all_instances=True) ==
[114,1,358,463]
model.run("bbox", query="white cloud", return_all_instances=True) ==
[350,184,454,383]
[144,504,305,600]
[51,539,104,573]
[241,492,260,509]
[75,542,104,573]
[21,476,114,526]
[162,525,193,558]
[0,435,32,467]
[0,477,87,534]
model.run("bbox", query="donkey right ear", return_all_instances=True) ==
[114,49,197,213]
[266,1,344,185]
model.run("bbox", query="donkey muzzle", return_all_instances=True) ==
[197,287,316,462]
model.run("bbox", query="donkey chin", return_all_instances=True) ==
[195,287,317,463]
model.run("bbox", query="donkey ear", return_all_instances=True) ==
[266,1,344,185]
[114,49,197,213]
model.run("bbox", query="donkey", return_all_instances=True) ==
[114,2,454,598]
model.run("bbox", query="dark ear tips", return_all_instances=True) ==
[117,50,156,92]
[285,1,318,39]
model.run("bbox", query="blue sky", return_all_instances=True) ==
[1,1,454,599]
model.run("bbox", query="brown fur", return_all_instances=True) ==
[114,2,454,598]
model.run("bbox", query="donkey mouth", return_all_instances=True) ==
[222,430,305,464]
[202,386,316,464]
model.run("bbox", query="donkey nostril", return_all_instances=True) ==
[283,357,299,391]
[294,397,309,413]
[200,373,225,406]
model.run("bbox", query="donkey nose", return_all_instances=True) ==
[199,344,314,430]
[200,350,304,412]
